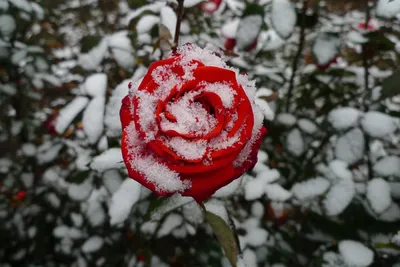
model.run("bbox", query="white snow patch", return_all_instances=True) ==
[367,178,392,214]
[338,240,374,267]
[271,0,297,39]
[361,111,397,138]
[328,107,361,130]
[81,236,104,253]
[292,177,330,200]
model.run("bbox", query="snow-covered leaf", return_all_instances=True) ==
[55,97,89,134]
[82,97,105,144]
[367,178,392,214]
[328,107,361,130]
[82,73,107,97]
[81,236,104,253]
[109,179,142,225]
[236,7,263,50]
[291,177,330,200]
[286,128,305,156]
[361,111,397,138]
[90,148,124,172]
[264,184,292,201]
[335,128,365,165]
[324,179,355,216]
[373,156,400,177]
[271,0,296,39]
[338,240,374,267]
[312,32,340,65]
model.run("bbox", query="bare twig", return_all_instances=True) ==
[362,0,373,180]
[174,0,185,47]
[285,0,307,112]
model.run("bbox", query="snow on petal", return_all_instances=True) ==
[109,179,142,225]
[367,178,392,214]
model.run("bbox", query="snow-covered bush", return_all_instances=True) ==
[1,0,400,266]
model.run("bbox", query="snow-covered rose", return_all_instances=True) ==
[120,44,266,202]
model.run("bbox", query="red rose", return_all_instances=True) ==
[120,44,266,202]
[200,0,223,14]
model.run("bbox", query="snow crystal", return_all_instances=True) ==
[55,96,89,133]
[361,111,397,138]
[109,179,141,225]
[328,107,361,130]
[82,96,105,144]
[277,113,296,126]
[164,137,208,161]
[292,177,330,200]
[335,128,365,165]
[81,236,104,253]
[373,156,400,177]
[338,240,374,267]
[286,128,305,156]
[201,81,237,108]
[324,179,355,216]
[90,148,124,172]
[157,213,183,238]
[265,184,292,202]
[83,73,107,97]
[367,178,392,214]
[271,0,297,39]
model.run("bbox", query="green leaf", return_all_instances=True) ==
[66,170,90,184]
[374,242,400,251]
[145,194,193,221]
[204,210,239,267]
[380,68,400,100]
[80,35,102,53]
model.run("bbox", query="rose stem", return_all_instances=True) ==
[173,0,185,48]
